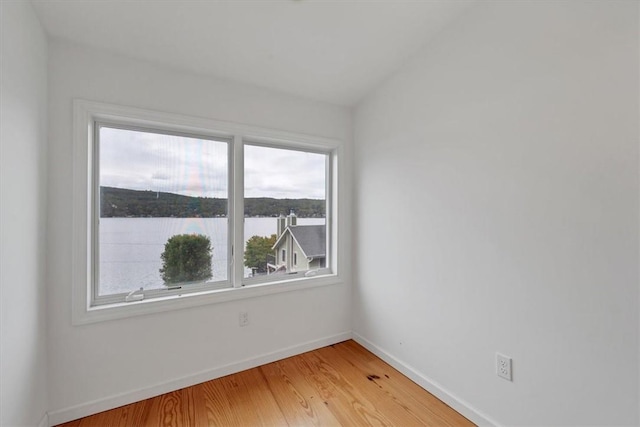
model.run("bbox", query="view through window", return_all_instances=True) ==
[243,144,327,280]
[97,125,229,298]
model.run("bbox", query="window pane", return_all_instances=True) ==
[243,144,327,280]
[98,126,228,296]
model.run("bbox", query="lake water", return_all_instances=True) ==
[99,217,324,295]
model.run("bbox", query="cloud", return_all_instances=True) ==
[151,172,170,180]
[243,144,326,199]
[99,126,326,200]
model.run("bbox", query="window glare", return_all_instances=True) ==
[99,127,228,198]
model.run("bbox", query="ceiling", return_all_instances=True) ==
[31,0,474,106]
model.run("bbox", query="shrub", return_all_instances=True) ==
[160,234,212,284]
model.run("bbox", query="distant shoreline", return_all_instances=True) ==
[100,186,326,219]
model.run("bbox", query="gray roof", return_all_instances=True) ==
[289,225,326,258]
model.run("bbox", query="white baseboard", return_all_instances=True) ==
[47,331,351,426]
[352,332,500,427]
[38,413,49,427]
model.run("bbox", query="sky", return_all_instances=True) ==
[99,126,326,200]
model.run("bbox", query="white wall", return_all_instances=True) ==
[0,1,49,426]
[46,41,352,422]
[353,1,639,425]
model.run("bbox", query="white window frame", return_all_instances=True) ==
[92,122,233,306]
[241,141,332,285]
[72,100,343,325]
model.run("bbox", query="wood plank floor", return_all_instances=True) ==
[57,340,474,427]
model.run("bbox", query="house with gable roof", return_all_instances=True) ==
[268,211,326,274]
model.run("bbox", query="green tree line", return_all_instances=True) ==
[100,186,325,218]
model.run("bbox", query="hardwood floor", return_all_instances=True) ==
[57,340,474,427]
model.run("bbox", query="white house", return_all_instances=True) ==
[269,212,326,274]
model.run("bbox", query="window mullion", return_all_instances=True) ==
[232,135,244,287]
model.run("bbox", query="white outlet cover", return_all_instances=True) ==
[496,353,512,381]
[239,311,249,326]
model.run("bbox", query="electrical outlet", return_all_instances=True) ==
[239,311,249,327]
[496,353,512,381]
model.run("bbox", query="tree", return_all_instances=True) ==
[244,234,277,274]
[160,234,212,284]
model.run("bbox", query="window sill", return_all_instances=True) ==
[73,274,342,325]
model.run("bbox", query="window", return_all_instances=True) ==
[94,124,230,305]
[72,100,341,323]
[244,144,329,283]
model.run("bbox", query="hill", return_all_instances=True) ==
[100,187,325,218]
